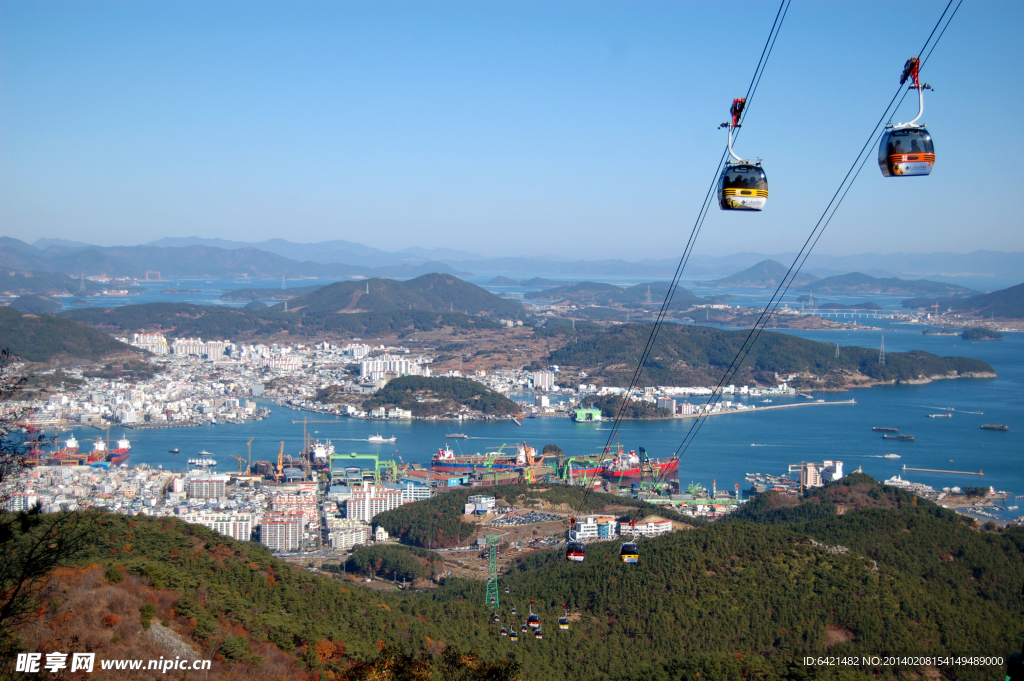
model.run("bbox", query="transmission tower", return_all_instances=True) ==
[484,535,500,612]
[834,343,840,359]
[878,335,885,366]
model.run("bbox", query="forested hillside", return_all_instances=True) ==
[0,307,140,364]
[525,281,702,308]
[281,274,525,319]
[61,301,503,340]
[904,281,1024,318]
[371,483,692,549]
[548,323,994,387]
[5,476,1022,680]
[360,376,521,418]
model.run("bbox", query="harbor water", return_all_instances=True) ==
[50,327,1024,517]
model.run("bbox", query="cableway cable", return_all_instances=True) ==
[567,0,791,522]
[626,0,964,528]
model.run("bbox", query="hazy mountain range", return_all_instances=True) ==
[6,236,1024,291]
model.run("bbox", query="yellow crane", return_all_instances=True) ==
[245,437,253,472]
[276,441,284,482]
[228,455,247,473]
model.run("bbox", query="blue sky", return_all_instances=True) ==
[1,1,1019,259]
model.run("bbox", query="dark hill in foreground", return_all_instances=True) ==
[9,476,1021,680]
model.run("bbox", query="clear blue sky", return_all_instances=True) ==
[1,1,1019,259]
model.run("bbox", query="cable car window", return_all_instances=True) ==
[723,167,767,191]
[887,129,933,155]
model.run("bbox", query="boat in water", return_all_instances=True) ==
[106,435,131,465]
[601,447,678,481]
[368,434,396,443]
[308,439,334,470]
[872,427,899,433]
[189,453,217,468]
[445,433,469,439]
[883,453,901,459]
[169,447,180,454]
[431,443,533,472]
[883,434,915,441]
[927,413,952,418]
[980,424,1009,431]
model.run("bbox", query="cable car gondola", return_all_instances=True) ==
[521,624,528,633]
[718,98,768,211]
[500,626,508,637]
[511,604,517,616]
[878,58,935,177]
[566,517,585,562]
[510,627,519,643]
[558,604,570,631]
[527,600,541,629]
[620,519,639,564]
[535,628,543,640]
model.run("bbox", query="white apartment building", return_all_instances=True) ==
[634,516,673,537]
[171,338,206,356]
[401,484,431,503]
[360,355,431,381]
[271,491,318,524]
[132,333,169,355]
[346,483,403,522]
[184,511,253,542]
[187,474,229,500]
[327,523,370,551]
[260,510,304,552]
[532,371,555,390]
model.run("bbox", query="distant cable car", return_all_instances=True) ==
[511,604,517,616]
[558,605,570,631]
[505,585,510,594]
[719,98,768,211]
[879,58,935,177]
[491,613,501,623]
[500,626,508,637]
[527,600,541,629]
[521,624,528,633]
[620,519,639,564]
[566,517,585,562]
[535,628,544,640]
[510,627,519,642]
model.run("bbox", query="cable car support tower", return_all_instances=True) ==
[485,535,500,614]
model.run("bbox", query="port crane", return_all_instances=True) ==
[291,418,343,457]
[276,441,284,482]
[228,455,248,474]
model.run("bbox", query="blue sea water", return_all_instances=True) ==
[49,326,1023,517]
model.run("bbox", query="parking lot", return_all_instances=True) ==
[489,511,565,527]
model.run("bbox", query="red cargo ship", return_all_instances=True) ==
[106,435,131,465]
[601,447,678,481]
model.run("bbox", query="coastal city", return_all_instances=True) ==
[5,330,1018,574]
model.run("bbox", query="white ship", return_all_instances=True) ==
[368,434,396,443]
[883,453,901,459]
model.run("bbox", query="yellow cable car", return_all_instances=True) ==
[718,98,768,211]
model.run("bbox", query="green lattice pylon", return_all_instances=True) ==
[484,535,500,611]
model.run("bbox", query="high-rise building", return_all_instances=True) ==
[346,483,403,522]
[184,511,253,542]
[186,474,229,500]
[532,371,555,390]
[271,491,318,524]
[260,510,304,552]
